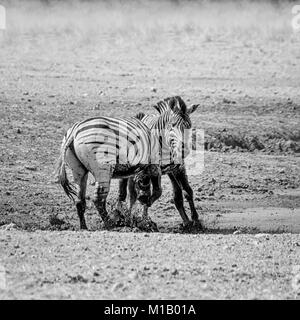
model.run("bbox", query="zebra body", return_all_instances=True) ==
[64,116,156,179]
[118,97,202,227]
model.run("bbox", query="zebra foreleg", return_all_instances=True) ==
[138,166,162,220]
[168,172,191,227]
[118,178,128,203]
[128,177,138,226]
[175,168,202,226]
[116,178,128,214]
[130,176,158,232]
[149,174,162,208]
[133,175,152,222]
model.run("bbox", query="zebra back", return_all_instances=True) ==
[64,116,154,167]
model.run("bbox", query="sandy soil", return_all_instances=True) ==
[0,230,299,300]
[0,1,300,299]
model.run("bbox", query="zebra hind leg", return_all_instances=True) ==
[75,173,88,230]
[93,181,114,229]
[65,147,89,230]
[92,167,115,229]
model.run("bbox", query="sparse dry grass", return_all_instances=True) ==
[1,0,296,45]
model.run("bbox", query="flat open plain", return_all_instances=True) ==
[0,1,299,299]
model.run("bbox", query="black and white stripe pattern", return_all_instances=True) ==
[56,96,198,229]
[63,116,152,168]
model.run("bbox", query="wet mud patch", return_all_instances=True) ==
[205,128,300,153]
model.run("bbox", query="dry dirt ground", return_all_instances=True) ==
[0,1,300,299]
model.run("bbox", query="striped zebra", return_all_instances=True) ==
[118,96,202,228]
[55,96,192,230]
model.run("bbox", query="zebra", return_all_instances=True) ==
[117,96,202,228]
[55,96,193,230]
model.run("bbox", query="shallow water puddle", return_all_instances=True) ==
[210,207,300,233]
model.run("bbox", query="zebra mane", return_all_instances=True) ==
[152,96,188,115]
[135,112,146,120]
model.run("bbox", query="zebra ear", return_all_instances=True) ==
[169,97,177,110]
[153,98,177,114]
[135,112,145,120]
[187,104,199,115]
[168,97,179,113]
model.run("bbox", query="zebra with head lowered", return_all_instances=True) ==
[55,97,193,230]
[118,96,202,229]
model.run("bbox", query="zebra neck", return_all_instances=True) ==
[152,111,171,145]
[149,111,173,165]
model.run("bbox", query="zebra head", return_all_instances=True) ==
[153,96,199,165]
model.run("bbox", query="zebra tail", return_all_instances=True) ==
[55,127,78,201]
[57,158,77,201]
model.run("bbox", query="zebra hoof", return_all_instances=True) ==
[180,220,204,233]
[181,221,194,232]
[103,218,116,230]
[193,220,204,230]
[136,217,158,232]
[150,221,159,232]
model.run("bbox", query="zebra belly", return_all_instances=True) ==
[112,164,146,179]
